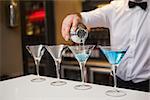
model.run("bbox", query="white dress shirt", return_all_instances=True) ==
[81,0,150,83]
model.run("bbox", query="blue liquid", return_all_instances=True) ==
[102,49,126,65]
[75,53,89,63]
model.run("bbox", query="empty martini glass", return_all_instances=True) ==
[99,46,127,97]
[69,45,95,90]
[26,44,46,82]
[45,44,67,86]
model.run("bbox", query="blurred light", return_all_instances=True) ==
[28,8,45,22]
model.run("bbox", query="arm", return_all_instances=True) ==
[61,2,114,41]
[81,3,114,29]
[81,8,110,28]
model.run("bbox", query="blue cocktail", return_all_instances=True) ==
[101,49,126,65]
[75,53,89,63]
[69,45,95,90]
[100,46,127,97]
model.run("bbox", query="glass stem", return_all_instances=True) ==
[55,60,60,79]
[112,64,117,91]
[35,59,40,77]
[79,62,87,83]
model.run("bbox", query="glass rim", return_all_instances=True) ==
[68,44,95,47]
[98,45,129,51]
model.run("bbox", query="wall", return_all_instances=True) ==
[0,1,23,78]
[0,0,82,78]
[54,0,82,44]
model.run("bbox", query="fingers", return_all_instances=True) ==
[61,23,71,41]
[61,14,82,41]
[61,15,74,41]
[72,15,79,31]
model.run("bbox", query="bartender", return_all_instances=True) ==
[61,0,150,92]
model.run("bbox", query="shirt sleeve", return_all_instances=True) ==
[80,2,115,28]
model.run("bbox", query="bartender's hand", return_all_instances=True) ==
[61,13,82,41]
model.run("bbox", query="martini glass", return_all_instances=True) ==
[99,46,127,97]
[45,44,67,86]
[26,45,46,82]
[69,45,95,90]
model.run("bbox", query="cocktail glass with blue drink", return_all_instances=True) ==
[99,46,127,97]
[69,45,95,90]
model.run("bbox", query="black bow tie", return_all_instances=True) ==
[128,1,147,10]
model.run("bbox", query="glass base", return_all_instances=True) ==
[50,80,67,86]
[74,84,92,90]
[105,89,126,97]
[31,77,46,82]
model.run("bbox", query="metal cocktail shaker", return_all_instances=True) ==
[70,24,88,44]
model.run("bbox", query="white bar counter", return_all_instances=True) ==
[0,75,149,100]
